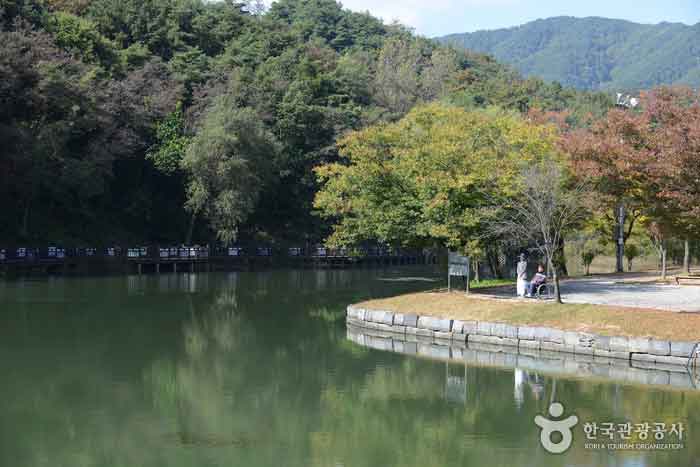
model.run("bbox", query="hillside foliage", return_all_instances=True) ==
[0,0,611,245]
[439,16,700,91]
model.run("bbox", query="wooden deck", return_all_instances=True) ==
[0,246,435,277]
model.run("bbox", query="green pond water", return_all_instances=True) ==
[0,268,698,467]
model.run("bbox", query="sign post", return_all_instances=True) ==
[448,251,470,294]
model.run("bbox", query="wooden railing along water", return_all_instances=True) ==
[0,245,437,276]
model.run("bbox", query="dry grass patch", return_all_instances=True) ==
[357,292,700,342]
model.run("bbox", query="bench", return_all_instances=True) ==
[676,276,700,286]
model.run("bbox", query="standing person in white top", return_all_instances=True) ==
[516,253,528,297]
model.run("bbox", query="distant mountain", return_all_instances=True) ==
[438,17,700,91]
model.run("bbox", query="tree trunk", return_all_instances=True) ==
[557,237,569,277]
[547,252,563,304]
[185,212,197,244]
[661,245,668,281]
[624,212,638,245]
[684,239,691,274]
[473,258,480,283]
[20,200,31,239]
[486,249,500,279]
[615,205,624,273]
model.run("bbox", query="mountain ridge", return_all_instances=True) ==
[438,16,700,91]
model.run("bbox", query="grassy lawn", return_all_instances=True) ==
[357,291,700,342]
[468,279,515,289]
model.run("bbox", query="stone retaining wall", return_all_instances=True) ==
[346,326,700,391]
[347,305,697,368]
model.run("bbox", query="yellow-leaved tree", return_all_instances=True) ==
[314,103,563,255]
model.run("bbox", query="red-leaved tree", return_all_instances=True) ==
[562,86,700,278]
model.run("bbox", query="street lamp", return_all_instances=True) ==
[613,92,638,272]
[616,93,639,109]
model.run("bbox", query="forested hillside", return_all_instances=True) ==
[439,16,700,91]
[0,0,611,246]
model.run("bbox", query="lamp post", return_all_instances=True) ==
[614,93,638,273]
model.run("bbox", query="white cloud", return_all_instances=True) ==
[263,0,524,36]
[336,0,521,35]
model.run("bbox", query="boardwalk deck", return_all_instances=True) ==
[0,246,435,277]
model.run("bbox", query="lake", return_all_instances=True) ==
[0,268,697,466]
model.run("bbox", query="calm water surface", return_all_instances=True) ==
[0,268,698,467]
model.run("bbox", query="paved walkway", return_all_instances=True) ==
[488,274,700,312]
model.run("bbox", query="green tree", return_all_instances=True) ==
[0,0,616,245]
[46,11,119,69]
[372,36,423,117]
[0,25,115,240]
[624,243,640,272]
[46,0,93,15]
[182,98,280,243]
[168,46,210,93]
[314,103,560,251]
[146,102,190,175]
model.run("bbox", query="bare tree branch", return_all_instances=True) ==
[483,163,589,303]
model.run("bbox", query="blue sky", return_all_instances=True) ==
[332,0,700,37]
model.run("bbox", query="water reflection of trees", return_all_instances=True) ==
[149,294,700,467]
[312,359,700,467]
[2,271,700,467]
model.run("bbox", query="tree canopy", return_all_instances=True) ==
[0,0,611,245]
[563,86,700,277]
[314,103,563,251]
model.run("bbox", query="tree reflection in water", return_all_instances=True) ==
[0,270,698,467]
